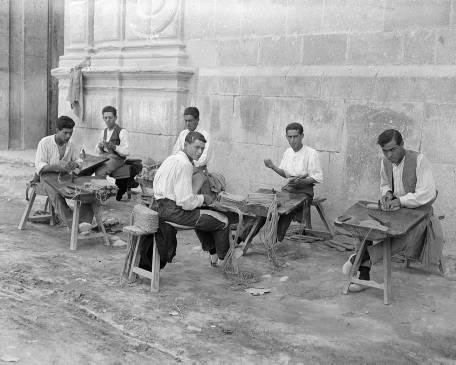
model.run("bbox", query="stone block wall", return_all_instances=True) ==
[184,0,456,243]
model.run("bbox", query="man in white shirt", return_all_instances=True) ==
[35,116,93,228]
[263,122,323,241]
[152,131,230,268]
[343,129,444,292]
[94,105,129,177]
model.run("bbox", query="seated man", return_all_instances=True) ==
[35,116,93,228]
[343,129,444,292]
[94,105,129,178]
[153,131,230,267]
[262,122,323,242]
[172,107,219,196]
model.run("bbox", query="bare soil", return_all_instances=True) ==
[0,155,455,364]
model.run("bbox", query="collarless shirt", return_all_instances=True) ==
[153,151,204,210]
[171,126,211,168]
[380,154,436,208]
[278,145,323,183]
[35,135,80,174]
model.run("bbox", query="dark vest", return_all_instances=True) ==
[383,150,418,194]
[104,125,122,146]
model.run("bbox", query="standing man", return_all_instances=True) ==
[343,129,444,292]
[94,105,129,177]
[153,131,230,267]
[35,116,93,228]
[263,122,324,242]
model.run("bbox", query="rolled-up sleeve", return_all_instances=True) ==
[116,129,129,157]
[175,163,204,210]
[399,155,437,208]
[35,140,49,174]
[308,150,323,184]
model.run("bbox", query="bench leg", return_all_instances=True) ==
[92,203,110,246]
[383,238,392,305]
[129,235,141,281]
[314,201,335,237]
[18,188,37,230]
[151,236,160,293]
[302,201,312,229]
[343,237,368,295]
[242,218,262,256]
[70,200,81,250]
[49,204,56,226]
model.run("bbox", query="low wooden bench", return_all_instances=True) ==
[122,220,194,293]
[18,182,56,230]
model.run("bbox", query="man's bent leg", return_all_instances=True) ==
[41,182,73,227]
[95,154,125,177]
[195,211,230,259]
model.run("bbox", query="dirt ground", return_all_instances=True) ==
[1,152,455,364]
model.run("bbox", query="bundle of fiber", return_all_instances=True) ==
[132,204,159,234]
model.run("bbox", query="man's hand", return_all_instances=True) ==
[288,174,310,188]
[388,198,401,209]
[58,160,79,172]
[264,159,275,169]
[381,191,394,204]
[203,194,214,205]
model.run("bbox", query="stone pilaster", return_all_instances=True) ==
[52,0,194,159]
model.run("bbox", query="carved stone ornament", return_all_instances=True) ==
[127,0,178,39]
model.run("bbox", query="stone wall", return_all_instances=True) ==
[183,0,456,242]
[0,0,9,149]
[55,0,456,244]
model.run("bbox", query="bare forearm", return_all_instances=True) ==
[40,164,63,173]
[270,165,287,178]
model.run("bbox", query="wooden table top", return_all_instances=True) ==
[75,154,109,176]
[43,174,108,201]
[210,188,310,218]
[334,200,432,239]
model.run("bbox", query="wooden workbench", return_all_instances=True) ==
[335,200,432,304]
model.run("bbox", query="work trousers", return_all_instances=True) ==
[94,153,125,177]
[139,198,230,270]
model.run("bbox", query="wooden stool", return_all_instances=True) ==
[301,197,334,238]
[122,221,194,293]
[123,225,160,292]
[18,182,56,230]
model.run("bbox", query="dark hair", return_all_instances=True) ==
[55,116,75,130]
[102,105,117,117]
[185,131,206,144]
[285,122,303,135]
[377,129,403,147]
[184,107,199,120]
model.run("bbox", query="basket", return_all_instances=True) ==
[132,204,159,233]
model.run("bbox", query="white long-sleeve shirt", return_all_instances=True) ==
[380,154,436,208]
[171,127,211,168]
[35,135,80,174]
[278,145,324,183]
[153,151,204,210]
[95,127,129,157]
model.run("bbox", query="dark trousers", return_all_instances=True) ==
[140,199,230,270]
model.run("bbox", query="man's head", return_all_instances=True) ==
[183,107,199,132]
[285,122,304,152]
[55,116,75,144]
[102,105,117,129]
[377,129,406,165]
[184,131,206,161]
